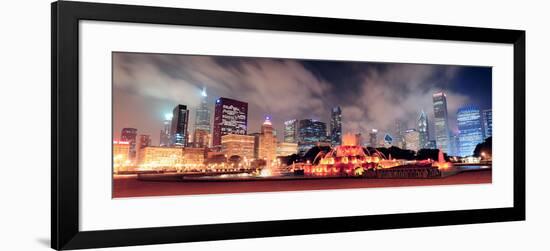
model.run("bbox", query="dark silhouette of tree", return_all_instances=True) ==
[370,146,416,160]
[303,146,332,164]
[416,148,449,161]
[279,154,300,166]
[473,137,492,157]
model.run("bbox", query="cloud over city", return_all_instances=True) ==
[113,52,491,144]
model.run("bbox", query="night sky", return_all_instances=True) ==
[113,52,492,144]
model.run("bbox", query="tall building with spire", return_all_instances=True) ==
[193,87,212,147]
[432,91,451,153]
[330,106,342,146]
[160,113,172,146]
[417,110,429,149]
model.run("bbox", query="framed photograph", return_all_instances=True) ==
[52,1,525,250]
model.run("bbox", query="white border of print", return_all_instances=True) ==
[79,20,513,231]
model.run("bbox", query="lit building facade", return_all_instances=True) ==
[417,110,429,149]
[297,119,327,154]
[160,114,172,146]
[121,128,138,160]
[283,119,298,143]
[432,92,451,153]
[138,134,151,150]
[213,97,248,148]
[193,129,210,148]
[170,104,190,147]
[221,134,255,160]
[182,147,206,168]
[137,146,183,169]
[403,129,420,151]
[277,142,298,156]
[457,106,484,157]
[113,140,130,172]
[330,106,342,146]
[483,109,493,139]
[257,117,277,163]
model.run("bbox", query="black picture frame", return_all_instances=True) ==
[51,1,525,250]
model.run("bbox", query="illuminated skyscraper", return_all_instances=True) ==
[450,133,460,156]
[330,106,342,146]
[457,105,484,157]
[194,87,211,132]
[194,87,212,147]
[417,110,429,149]
[170,104,190,147]
[432,92,451,153]
[482,109,493,139]
[403,129,420,151]
[160,113,172,146]
[283,119,298,143]
[121,128,137,160]
[257,116,277,163]
[297,119,327,154]
[393,120,406,148]
[212,97,248,148]
[369,129,378,148]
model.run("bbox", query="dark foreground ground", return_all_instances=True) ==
[113,169,491,198]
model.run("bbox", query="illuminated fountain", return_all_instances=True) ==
[304,133,378,176]
[300,133,444,178]
[432,149,453,170]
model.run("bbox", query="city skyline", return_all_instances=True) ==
[113,52,492,146]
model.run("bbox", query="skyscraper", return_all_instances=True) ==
[393,120,406,149]
[297,119,327,154]
[194,87,212,147]
[212,97,248,148]
[137,134,152,160]
[257,116,277,163]
[403,129,420,151]
[170,104,190,147]
[283,119,298,143]
[194,87,211,132]
[482,109,493,139]
[369,129,378,148]
[417,110,429,149]
[433,92,451,153]
[121,128,137,160]
[330,106,342,146]
[450,133,460,156]
[457,105,484,157]
[160,113,172,146]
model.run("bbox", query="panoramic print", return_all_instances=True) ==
[112,52,493,198]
